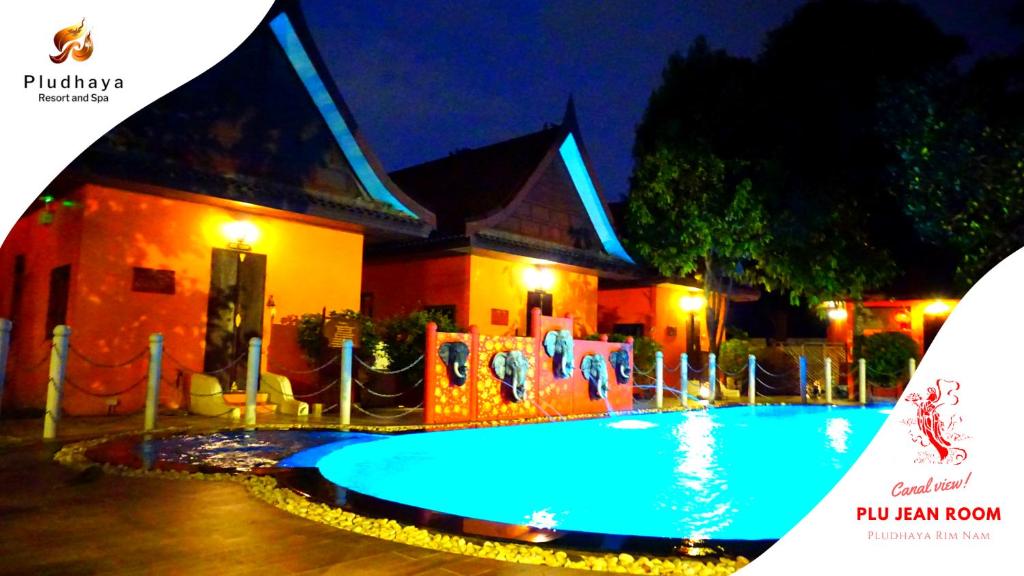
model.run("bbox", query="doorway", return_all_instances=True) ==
[525,290,553,336]
[202,248,267,390]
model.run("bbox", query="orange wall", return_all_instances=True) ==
[362,255,471,328]
[468,254,597,337]
[0,198,85,410]
[0,183,363,414]
[598,284,708,363]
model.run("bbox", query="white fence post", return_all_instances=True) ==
[708,353,717,401]
[908,357,916,381]
[340,339,353,425]
[43,325,70,440]
[858,358,867,404]
[654,350,664,409]
[825,357,833,404]
[748,354,756,405]
[144,333,163,432]
[680,353,688,405]
[0,318,10,416]
[245,337,261,428]
[799,356,808,403]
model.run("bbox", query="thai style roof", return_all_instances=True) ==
[382,99,637,273]
[63,2,434,239]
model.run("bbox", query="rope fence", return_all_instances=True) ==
[68,345,147,369]
[354,354,423,375]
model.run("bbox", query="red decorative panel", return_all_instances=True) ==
[537,316,575,416]
[490,308,509,325]
[569,339,633,416]
[475,335,539,421]
[428,332,474,424]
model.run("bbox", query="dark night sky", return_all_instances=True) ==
[303,1,1022,201]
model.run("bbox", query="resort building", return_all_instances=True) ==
[364,100,637,339]
[0,5,433,415]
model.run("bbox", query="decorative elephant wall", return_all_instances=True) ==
[543,329,575,379]
[609,349,632,384]
[581,354,610,400]
[438,341,470,386]
[492,350,530,402]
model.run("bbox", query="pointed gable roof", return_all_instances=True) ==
[67,1,434,237]
[390,99,635,269]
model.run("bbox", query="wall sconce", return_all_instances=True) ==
[924,300,951,316]
[679,295,706,312]
[827,308,848,321]
[822,301,848,321]
[266,295,277,320]
[523,266,555,292]
[223,220,259,251]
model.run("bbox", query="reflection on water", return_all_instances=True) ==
[825,417,852,453]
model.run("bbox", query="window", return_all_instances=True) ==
[45,264,71,337]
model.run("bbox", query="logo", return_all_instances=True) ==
[50,18,93,64]
[904,379,968,465]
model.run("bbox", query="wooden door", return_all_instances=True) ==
[202,249,266,389]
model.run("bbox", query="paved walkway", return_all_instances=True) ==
[0,414,559,576]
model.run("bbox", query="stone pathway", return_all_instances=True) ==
[0,415,560,576]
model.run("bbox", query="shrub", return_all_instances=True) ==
[854,332,919,386]
[378,309,459,385]
[718,339,751,375]
[295,310,378,365]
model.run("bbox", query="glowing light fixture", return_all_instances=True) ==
[679,295,707,312]
[924,300,951,316]
[524,266,555,291]
[827,308,848,321]
[223,220,259,251]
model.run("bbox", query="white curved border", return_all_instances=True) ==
[0,1,274,239]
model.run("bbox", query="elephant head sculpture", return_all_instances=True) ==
[581,354,610,400]
[491,350,529,402]
[609,349,632,384]
[438,341,470,386]
[542,329,575,379]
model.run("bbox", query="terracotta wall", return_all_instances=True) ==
[0,183,364,414]
[468,254,597,337]
[0,197,85,410]
[362,254,471,328]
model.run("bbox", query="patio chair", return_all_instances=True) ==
[189,374,241,419]
[260,372,310,416]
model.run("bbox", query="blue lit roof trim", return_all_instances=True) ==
[269,13,417,217]
[558,134,635,263]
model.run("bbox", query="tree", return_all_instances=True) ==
[625,146,768,354]
[627,1,967,327]
[881,16,1024,287]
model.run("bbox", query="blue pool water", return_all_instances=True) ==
[316,406,890,540]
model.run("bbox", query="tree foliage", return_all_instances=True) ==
[627,0,972,327]
[626,146,767,350]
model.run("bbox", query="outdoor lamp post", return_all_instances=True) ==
[679,295,706,358]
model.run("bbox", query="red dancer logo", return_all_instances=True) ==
[904,379,968,465]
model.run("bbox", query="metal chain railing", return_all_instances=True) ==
[354,354,423,375]
[755,362,791,378]
[164,349,247,376]
[23,344,56,372]
[261,378,340,399]
[267,355,338,375]
[65,374,147,398]
[686,362,706,374]
[354,377,422,398]
[352,402,424,420]
[68,345,148,369]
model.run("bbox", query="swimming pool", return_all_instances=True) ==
[315,405,890,541]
